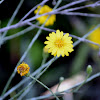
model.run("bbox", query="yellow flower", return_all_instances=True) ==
[44,30,74,57]
[34,5,56,26]
[88,27,100,49]
[17,62,30,76]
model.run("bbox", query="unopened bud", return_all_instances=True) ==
[59,77,64,83]
[43,47,48,53]
[43,47,49,58]
[86,65,92,74]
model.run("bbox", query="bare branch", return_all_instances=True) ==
[58,12,100,17]
[2,0,24,38]
[63,1,100,12]
[0,0,4,4]
[0,1,100,33]
[20,0,49,22]
[54,0,88,11]
[27,72,100,100]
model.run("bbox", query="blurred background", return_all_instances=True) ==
[0,0,100,100]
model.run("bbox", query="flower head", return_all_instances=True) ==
[88,27,100,49]
[17,62,30,76]
[44,30,74,57]
[34,5,56,26]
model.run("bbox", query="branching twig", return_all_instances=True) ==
[63,1,100,12]
[1,0,100,99]
[28,22,100,47]
[3,22,39,41]
[1,0,24,95]
[27,72,100,100]
[20,0,49,22]
[3,22,100,47]
[1,24,99,99]
[54,0,88,11]
[0,0,61,99]
[0,1,100,33]
[2,0,24,38]
[58,12,100,17]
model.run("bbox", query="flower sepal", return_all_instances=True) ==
[25,72,30,77]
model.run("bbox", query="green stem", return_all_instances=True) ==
[9,57,56,100]
[56,82,61,92]
[41,53,48,66]
[74,73,91,92]
[30,75,60,100]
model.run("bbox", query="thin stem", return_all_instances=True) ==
[30,75,60,100]
[14,57,56,100]
[19,0,49,22]
[63,1,100,12]
[74,73,90,92]
[1,22,41,95]
[13,0,62,99]
[1,21,100,48]
[56,83,61,92]
[2,0,24,38]
[1,24,42,96]
[2,0,100,33]
[38,56,57,78]
[58,11,100,18]
[27,72,100,100]
[0,54,57,100]
[17,57,56,100]
[56,78,64,92]
[1,0,61,97]
[9,80,35,100]
[3,22,39,41]
[41,55,48,66]
[73,24,100,47]
[1,24,100,99]
[0,0,4,4]
[28,22,100,47]
[54,0,88,12]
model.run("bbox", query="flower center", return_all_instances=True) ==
[55,39,64,48]
[18,66,26,72]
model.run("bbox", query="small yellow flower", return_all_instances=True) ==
[88,27,100,49]
[34,5,56,26]
[44,30,74,57]
[17,62,30,76]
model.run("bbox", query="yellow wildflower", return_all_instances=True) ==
[88,27,100,49]
[34,5,56,26]
[17,62,30,76]
[44,30,74,57]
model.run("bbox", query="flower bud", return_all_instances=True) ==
[59,77,64,83]
[43,47,49,54]
[43,47,49,58]
[86,65,92,74]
